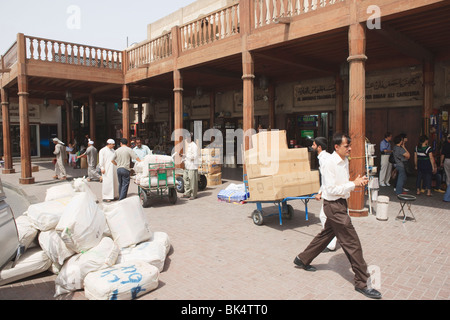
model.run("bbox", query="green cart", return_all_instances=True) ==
[138,162,178,208]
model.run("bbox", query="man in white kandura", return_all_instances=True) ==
[99,139,119,202]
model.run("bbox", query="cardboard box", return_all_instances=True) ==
[207,172,222,186]
[251,130,288,152]
[247,170,320,201]
[201,163,222,174]
[244,148,310,179]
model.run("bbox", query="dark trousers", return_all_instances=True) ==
[117,168,130,200]
[297,198,370,289]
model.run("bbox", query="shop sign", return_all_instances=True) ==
[364,73,422,103]
[0,103,40,120]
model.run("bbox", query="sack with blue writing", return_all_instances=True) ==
[84,260,159,300]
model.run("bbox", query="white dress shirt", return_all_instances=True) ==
[317,150,332,195]
[321,151,356,201]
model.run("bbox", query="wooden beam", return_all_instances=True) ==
[1,87,15,174]
[253,52,336,75]
[373,23,434,62]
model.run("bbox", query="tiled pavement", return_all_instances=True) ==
[0,159,449,301]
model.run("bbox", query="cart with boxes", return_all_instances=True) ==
[244,130,320,225]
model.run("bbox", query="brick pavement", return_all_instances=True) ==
[0,159,449,301]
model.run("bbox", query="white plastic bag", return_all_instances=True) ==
[72,177,98,202]
[103,196,153,248]
[117,240,166,272]
[151,231,171,255]
[0,248,52,286]
[27,197,73,231]
[45,183,76,201]
[54,237,120,296]
[15,215,39,250]
[38,230,76,266]
[84,260,159,300]
[56,192,106,253]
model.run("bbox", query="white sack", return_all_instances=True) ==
[15,215,39,250]
[139,176,175,188]
[38,230,76,266]
[56,192,106,253]
[84,260,159,300]
[117,240,166,272]
[27,197,73,231]
[45,183,76,201]
[151,231,171,255]
[103,196,153,248]
[54,237,120,296]
[72,177,98,202]
[0,248,52,286]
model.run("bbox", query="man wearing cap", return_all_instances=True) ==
[99,139,119,202]
[312,136,337,252]
[111,138,141,200]
[77,140,101,182]
[52,138,67,180]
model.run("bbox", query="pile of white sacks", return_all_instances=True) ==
[133,154,176,188]
[0,178,170,300]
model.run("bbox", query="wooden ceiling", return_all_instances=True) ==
[5,1,450,105]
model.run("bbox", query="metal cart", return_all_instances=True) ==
[138,162,178,208]
[174,168,208,194]
[243,173,316,225]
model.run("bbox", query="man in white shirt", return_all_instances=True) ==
[312,137,336,252]
[182,133,199,200]
[294,133,382,299]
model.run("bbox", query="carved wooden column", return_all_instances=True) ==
[1,87,15,174]
[65,99,73,143]
[173,69,184,168]
[138,102,143,136]
[347,23,367,217]
[240,0,255,151]
[423,61,434,135]
[268,83,275,129]
[335,74,344,133]
[89,94,96,143]
[17,33,34,184]
[122,84,130,143]
[210,91,215,129]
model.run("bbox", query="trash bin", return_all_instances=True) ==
[376,195,389,221]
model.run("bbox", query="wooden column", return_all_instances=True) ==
[17,33,34,184]
[89,94,96,143]
[210,91,215,129]
[138,102,143,136]
[65,99,73,143]
[122,84,130,143]
[423,61,434,135]
[335,74,344,133]
[240,0,255,151]
[1,87,15,174]
[347,23,367,217]
[268,84,275,129]
[173,69,184,168]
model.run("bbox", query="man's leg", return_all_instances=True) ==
[190,169,198,199]
[117,168,124,200]
[184,169,192,197]
[121,170,130,200]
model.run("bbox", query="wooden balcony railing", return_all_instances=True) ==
[1,42,18,71]
[180,2,240,52]
[253,0,344,28]
[126,32,172,70]
[25,36,123,69]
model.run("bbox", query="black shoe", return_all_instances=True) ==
[355,287,382,299]
[293,256,316,272]
[322,247,336,253]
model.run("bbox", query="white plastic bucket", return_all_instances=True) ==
[376,195,389,221]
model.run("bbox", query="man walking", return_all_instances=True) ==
[77,140,101,181]
[52,138,67,180]
[111,138,141,200]
[379,132,393,186]
[311,137,336,252]
[294,133,382,299]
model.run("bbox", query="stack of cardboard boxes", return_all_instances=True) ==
[244,130,320,201]
[200,148,222,186]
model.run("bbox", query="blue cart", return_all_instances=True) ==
[244,174,316,226]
